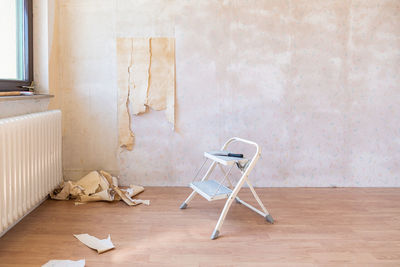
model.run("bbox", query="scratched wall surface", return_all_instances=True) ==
[50,0,400,186]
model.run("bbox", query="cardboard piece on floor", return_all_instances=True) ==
[50,181,84,200]
[74,234,115,254]
[76,171,109,195]
[131,199,150,205]
[99,170,118,187]
[113,186,141,206]
[125,184,144,197]
[78,189,115,202]
[42,259,85,267]
[50,170,149,206]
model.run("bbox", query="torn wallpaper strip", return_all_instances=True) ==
[117,38,135,150]
[42,259,85,267]
[116,37,175,150]
[147,37,175,124]
[130,38,150,115]
[74,234,114,254]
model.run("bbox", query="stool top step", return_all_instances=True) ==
[204,151,248,166]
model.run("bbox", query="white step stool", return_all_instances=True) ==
[180,137,274,240]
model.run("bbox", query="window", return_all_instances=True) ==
[0,0,32,91]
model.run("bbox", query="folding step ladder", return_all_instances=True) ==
[180,137,274,240]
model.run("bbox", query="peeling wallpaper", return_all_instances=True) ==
[49,0,400,187]
[116,37,175,151]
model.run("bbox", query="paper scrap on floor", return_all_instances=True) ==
[42,259,85,267]
[74,234,115,254]
[50,170,150,206]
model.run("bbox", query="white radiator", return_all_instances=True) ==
[0,110,62,236]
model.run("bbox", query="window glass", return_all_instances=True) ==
[0,0,25,81]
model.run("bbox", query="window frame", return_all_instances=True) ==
[0,0,33,92]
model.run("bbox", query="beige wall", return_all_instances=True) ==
[0,99,49,119]
[48,0,400,186]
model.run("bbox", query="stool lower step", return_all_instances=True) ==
[190,180,232,201]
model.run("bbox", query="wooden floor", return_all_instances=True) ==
[0,187,400,266]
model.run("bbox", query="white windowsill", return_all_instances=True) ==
[0,94,54,102]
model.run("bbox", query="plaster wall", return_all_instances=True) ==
[49,0,400,186]
[0,99,49,119]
